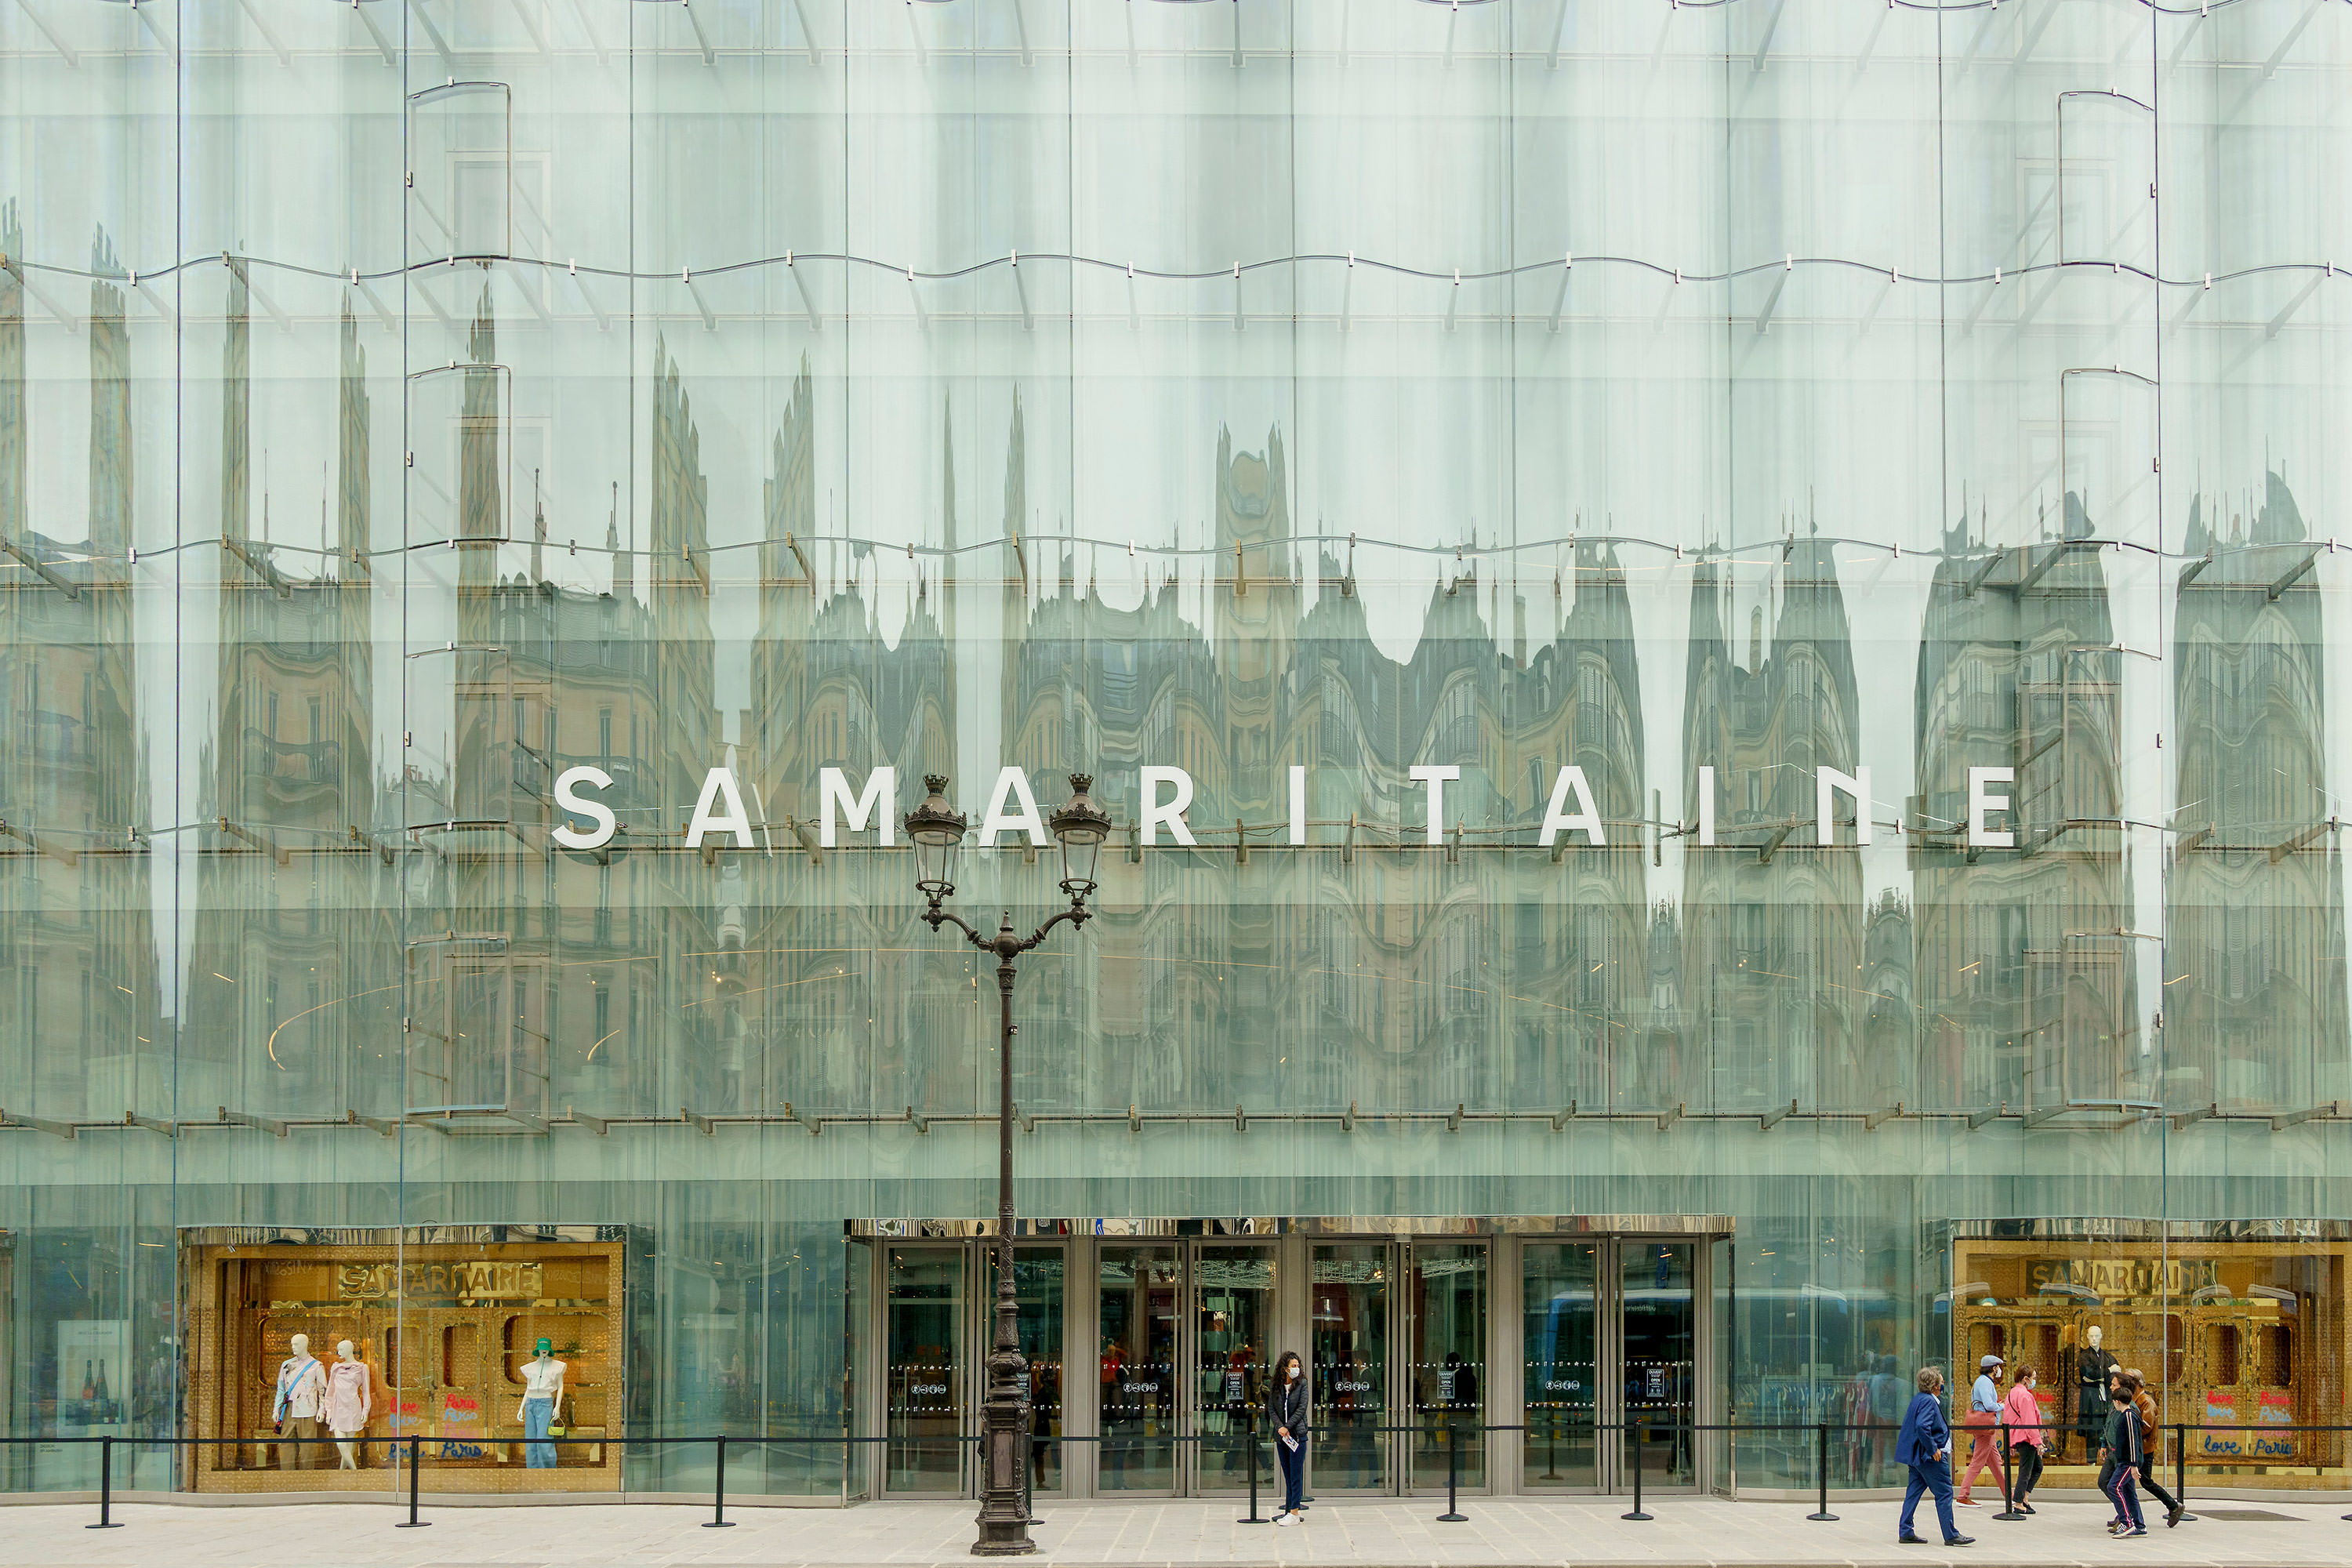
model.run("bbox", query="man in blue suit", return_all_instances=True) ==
[1894,1366,1973,1545]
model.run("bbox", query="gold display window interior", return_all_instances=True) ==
[188,1239,621,1493]
[1951,1240,2344,1483]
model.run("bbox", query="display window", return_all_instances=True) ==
[184,1235,621,1493]
[1951,1238,2345,1484]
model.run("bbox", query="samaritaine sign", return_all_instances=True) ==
[547,764,2021,851]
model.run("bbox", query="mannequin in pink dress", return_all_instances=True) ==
[324,1340,373,1470]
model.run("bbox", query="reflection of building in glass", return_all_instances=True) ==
[1679,534,1870,1112]
[2165,475,2347,1112]
[1911,496,2138,1112]
[987,425,1658,1114]
[746,366,963,1118]
[183,281,392,1121]
[0,214,161,1120]
[1505,540,1650,1112]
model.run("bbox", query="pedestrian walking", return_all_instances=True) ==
[1894,1367,1974,1547]
[1955,1352,2005,1506]
[2101,1383,2147,1536]
[2000,1364,2048,1513]
[2122,1369,2184,1527]
[1266,1349,1308,1526]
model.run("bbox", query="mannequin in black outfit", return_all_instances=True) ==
[2076,1328,2119,1463]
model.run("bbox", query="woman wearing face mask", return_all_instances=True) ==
[1266,1350,1309,1526]
[2000,1364,2047,1512]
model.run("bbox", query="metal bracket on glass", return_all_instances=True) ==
[0,1109,77,1141]
[218,1105,290,1138]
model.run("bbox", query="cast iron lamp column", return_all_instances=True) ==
[904,771,1110,1556]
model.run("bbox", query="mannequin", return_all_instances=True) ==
[324,1340,372,1471]
[272,1333,328,1472]
[517,1337,566,1469]
[2075,1325,2119,1461]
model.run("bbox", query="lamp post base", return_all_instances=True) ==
[971,1530,1040,1556]
[971,1389,1036,1555]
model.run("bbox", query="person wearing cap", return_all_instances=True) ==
[1955,1352,2008,1507]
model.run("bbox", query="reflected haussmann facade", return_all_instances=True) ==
[3,0,2350,1503]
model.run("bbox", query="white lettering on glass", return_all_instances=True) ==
[1967,766,2015,848]
[1139,765,1197,846]
[551,766,616,849]
[1408,764,1461,844]
[1539,765,1606,847]
[1288,764,1308,846]
[1816,765,1871,848]
[686,765,755,848]
[979,766,1048,848]
[818,765,895,848]
[1696,764,1716,846]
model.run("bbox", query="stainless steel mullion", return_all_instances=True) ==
[1598,1237,1624,1494]
[1387,1240,1400,1497]
[1176,1243,1196,1497]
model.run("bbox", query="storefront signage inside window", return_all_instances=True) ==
[332,1261,546,1302]
[2024,1257,2223,1298]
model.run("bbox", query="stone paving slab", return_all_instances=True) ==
[1,1495,2347,1567]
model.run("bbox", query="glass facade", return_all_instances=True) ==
[3,0,2350,1501]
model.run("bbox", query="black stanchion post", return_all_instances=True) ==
[1436,1418,1467,1523]
[87,1436,122,1530]
[1806,1421,1837,1521]
[1238,1411,1267,1523]
[705,1433,736,1527]
[1994,1420,2025,1520]
[1621,1420,1653,1522]
[2174,1421,2197,1523]
[395,1434,429,1527]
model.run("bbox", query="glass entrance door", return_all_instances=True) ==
[1519,1236,1704,1492]
[884,1247,966,1494]
[1185,1243,1275,1494]
[1406,1242,1488,1492]
[1618,1241,1697,1490]
[1097,1245,1179,1493]
[1308,1243,1388,1492]
[1522,1241,1599,1489]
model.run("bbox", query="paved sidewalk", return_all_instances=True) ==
[2,1494,2347,1566]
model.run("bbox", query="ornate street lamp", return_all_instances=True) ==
[905,771,1109,1556]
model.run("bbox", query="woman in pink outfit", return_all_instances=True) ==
[2000,1365,2048,1513]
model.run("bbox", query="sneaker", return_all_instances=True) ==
[2166,1506,2183,1527]
[1898,1534,1927,1544]
[2125,1527,2148,1537]
[1956,1496,1981,1507]
[1944,1535,1975,1546]
[1275,1514,1300,1528]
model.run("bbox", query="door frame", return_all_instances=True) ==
[1301,1236,1398,1498]
[1396,1236,1494,1498]
[982,1238,1072,1502]
[1596,1235,1715,1496]
[1178,1236,1282,1497]
[874,1241,975,1500]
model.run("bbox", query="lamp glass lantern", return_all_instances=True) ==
[903,772,969,908]
[1047,772,1111,900]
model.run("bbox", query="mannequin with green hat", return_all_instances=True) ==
[517,1336,567,1469]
